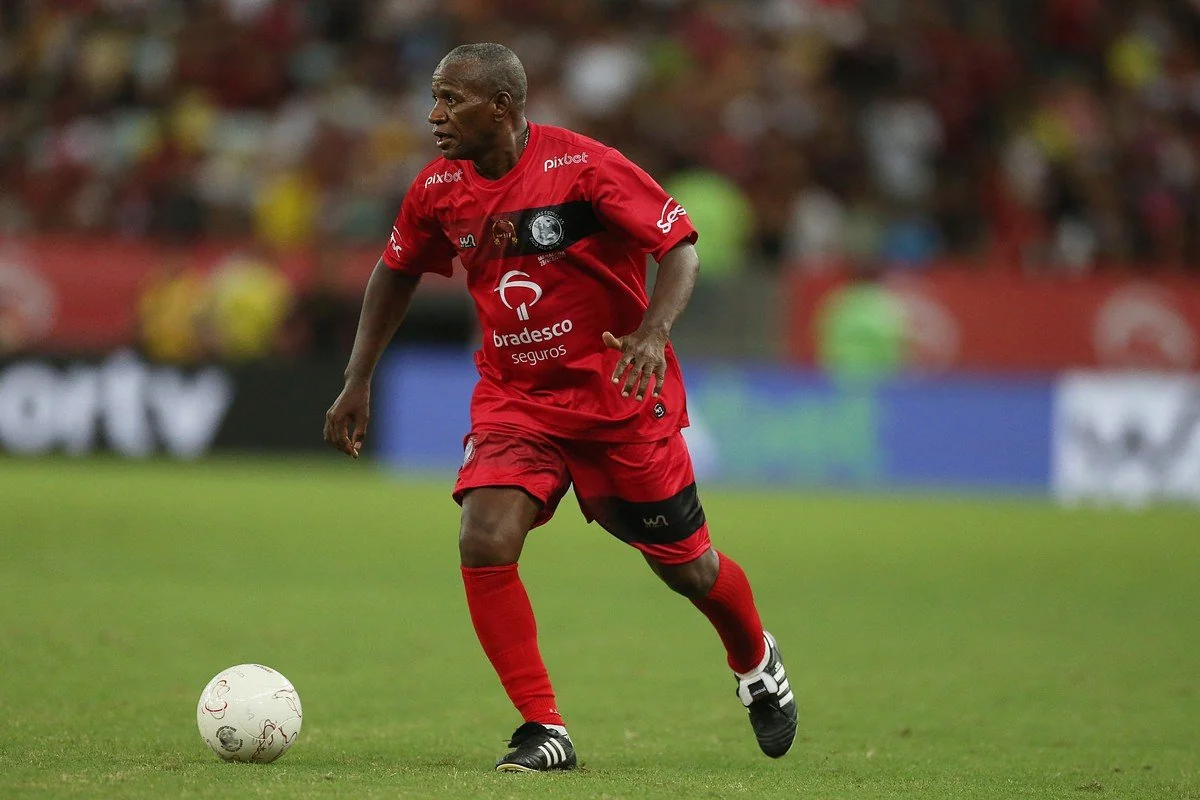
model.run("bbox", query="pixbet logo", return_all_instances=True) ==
[544,152,588,172]
[494,270,542,321]
[657,198,687,234]
[423,169,462,189]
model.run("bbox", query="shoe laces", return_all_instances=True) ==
[507,721,553,748]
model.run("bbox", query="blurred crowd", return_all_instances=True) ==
[3,0,1200,281]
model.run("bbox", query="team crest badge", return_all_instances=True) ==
[529,211,565,250]
[461,435,477,470]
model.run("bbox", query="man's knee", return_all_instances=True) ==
[458,511,525,567]
[647,548,719,599]
[458,488,538,567]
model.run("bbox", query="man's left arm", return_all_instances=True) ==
[604,241,700,401]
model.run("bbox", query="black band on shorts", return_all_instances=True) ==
[583,482,706,545]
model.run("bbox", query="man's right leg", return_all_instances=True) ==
[454,430,576,771]
[459,488,562,728]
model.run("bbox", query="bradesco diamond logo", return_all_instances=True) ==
[494,270,542,321]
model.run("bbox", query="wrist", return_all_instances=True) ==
[639,321,671,339]
[344,369,372,388]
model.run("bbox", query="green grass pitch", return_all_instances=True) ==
[0,456,1197,799]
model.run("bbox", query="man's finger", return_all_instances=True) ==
[602,331,623,351]
[611,354,633,384]
[634,363,656,400]
[621,360,646,397]
[336,416,354,455]
[350,416,369,458]
[652,364,667,397]
[324,412,341,447]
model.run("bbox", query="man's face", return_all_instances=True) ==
[428,59,495,161]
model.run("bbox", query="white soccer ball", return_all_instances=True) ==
[196,664,303,763]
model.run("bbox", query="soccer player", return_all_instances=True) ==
[323,42,796,772]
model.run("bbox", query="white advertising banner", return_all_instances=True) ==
[1053,373,1200,507]
[0,352,233,459]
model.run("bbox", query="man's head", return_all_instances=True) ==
[429,43,527,162]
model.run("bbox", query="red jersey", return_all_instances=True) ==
[381,123,698,442]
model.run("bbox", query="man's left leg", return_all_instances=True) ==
[644,548,762,671]
[649,548,798,758]
[571,433,797,758]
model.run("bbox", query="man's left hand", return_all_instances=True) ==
[603,328,667,401]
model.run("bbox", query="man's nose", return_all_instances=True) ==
[428,102,447,124]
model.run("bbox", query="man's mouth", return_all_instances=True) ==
[434,132,454,148]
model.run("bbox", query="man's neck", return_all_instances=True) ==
[473,121,530,180]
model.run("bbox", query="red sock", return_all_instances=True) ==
[690,551,767,674]
[461,564,564,726]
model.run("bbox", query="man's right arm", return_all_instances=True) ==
[324,258,420,458]
[344,258,420,385]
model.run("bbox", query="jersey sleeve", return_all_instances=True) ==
[380,181,456,277]
[591,149,698,262]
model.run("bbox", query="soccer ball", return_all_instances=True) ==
[196,664,303,763]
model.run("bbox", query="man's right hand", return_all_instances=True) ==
[324,380,370,459]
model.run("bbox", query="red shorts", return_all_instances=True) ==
[453,427,711,565]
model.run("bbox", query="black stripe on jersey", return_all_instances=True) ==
[478,200,605,260]
[581,483,707,545]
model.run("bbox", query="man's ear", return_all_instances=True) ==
[492,90,513,121]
